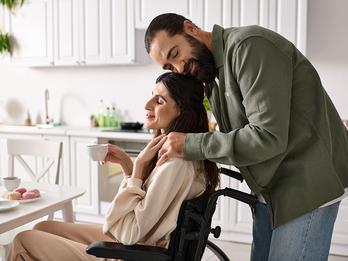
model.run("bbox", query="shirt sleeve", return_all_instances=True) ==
[102,159,196,245]
[185,36,292,166]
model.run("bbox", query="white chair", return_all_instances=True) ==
[7,139,62,185]
[0,138,63,259]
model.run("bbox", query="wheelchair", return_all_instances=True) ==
[86,168,257,261]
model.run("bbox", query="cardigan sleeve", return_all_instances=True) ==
[185,36,292,166]
[102,159,197,245]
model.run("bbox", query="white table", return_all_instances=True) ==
[0,182,85,234]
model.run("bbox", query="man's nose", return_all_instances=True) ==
[174,63,185,74]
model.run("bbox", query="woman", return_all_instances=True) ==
[7,72,219,261]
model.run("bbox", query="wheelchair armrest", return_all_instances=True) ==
[86,241,171,261]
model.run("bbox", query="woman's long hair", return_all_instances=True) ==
[143,72,219,192]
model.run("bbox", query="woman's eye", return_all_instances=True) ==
[157,97,164,104]
[173,50,178,58]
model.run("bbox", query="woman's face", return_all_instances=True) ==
[144,81,180,131]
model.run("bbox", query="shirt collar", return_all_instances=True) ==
[212,24,224,69]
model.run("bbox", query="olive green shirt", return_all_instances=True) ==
[184,25,348,227]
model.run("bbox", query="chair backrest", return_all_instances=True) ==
[7,139,63,184]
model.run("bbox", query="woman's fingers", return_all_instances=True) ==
[148,134,166,146]
[153,135,167,151]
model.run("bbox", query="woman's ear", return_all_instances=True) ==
[183,20,199,37]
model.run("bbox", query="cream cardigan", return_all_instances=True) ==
[103,158,206,248]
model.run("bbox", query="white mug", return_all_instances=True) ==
[87,144,108,161]
[2,176,21,191]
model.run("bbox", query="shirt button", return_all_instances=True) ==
[225,92,229,97]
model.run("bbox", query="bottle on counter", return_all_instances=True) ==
[97,99,106,127]
[105,106,111,127]
[111,104,120,128]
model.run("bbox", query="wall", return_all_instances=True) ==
[0,63,162,126]
[307,0,348,119]
[0,0,347,127]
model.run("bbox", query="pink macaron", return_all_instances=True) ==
[14,187,27,195]
[22,191,37,199]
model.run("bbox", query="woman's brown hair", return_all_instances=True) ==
[143,72,219,192]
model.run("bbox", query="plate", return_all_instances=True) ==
[1,191,44,203]
[16,196,41,203]
[0,200,19,212]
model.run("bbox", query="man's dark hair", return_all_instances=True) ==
[144,13,190,53]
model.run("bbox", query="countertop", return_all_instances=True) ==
[0,125,154,140]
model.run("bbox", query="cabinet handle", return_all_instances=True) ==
[80,61,86,64]
[76,61,80,65]
[50,61,54,65]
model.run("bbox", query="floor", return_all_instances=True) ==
[201,240,348,261]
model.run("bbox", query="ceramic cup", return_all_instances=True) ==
[87,144,108,161]
[2,176,21,192]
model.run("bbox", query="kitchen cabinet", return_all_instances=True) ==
[4,0,141,66]
[54,0,136,66]
[135,0,204,29]
[69,136,99,215]
[4,0,54,66]
[135,0,307,54]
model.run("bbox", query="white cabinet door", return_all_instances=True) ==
[78,0,107,65]
[135,0,204,29]
[70,136,99,214]
[53,0,79,65]
[203,0,307,54]
[5,0,54,65]
[106,0,135,64]
[78,0,135,65]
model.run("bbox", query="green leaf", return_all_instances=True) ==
[0,0,25,11]
[203,96,211,112]
[0,32,12,54]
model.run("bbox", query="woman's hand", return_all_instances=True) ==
[101,144,133,176]
[132,134,167,179]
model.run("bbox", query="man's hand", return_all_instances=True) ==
[157,132,186,166]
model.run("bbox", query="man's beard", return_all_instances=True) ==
[183,33,217,83]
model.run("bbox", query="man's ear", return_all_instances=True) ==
[183,20,198,37]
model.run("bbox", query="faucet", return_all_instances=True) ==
[44,89,52,124]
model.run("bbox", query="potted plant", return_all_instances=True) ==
[0,31,11,54]
[0,0,26,54]
[203,96,217,131]
[0,0,25,11]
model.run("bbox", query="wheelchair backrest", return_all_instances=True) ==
[167,192,217,261]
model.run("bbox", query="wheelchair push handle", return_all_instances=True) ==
[220,167,244,182]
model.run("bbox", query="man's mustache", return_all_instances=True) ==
[183,59,196,75]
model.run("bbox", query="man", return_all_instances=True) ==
[144,13,348,261]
